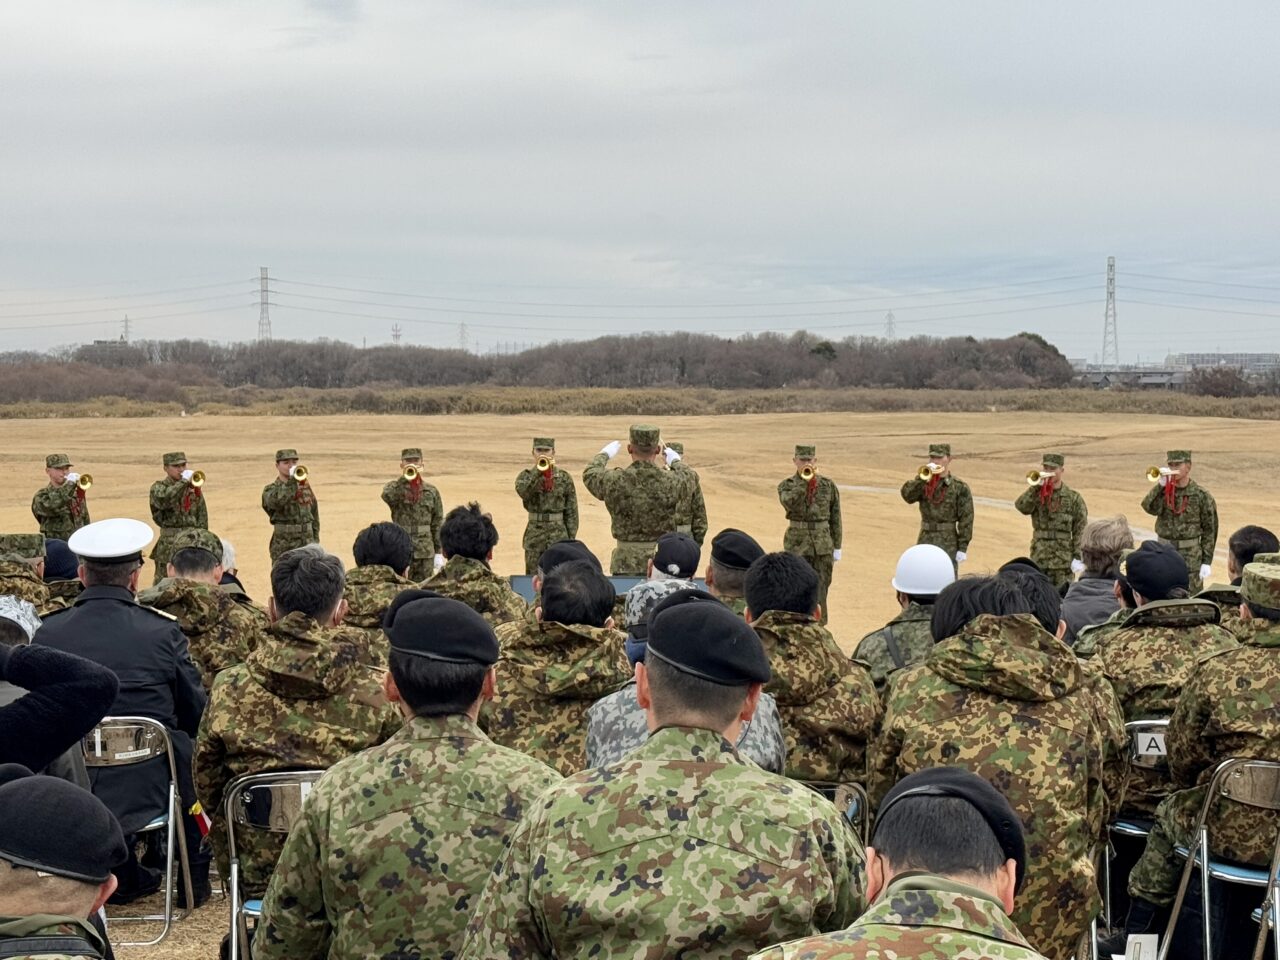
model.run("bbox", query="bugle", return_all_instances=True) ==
[917,464,943,482]
[536,456,554,472]
[76,474,93,491]
[402,465,420,482]
[1026,469,1051,486]
[1146,466,1172,482]
[799,465,816,481]
[291,465,309,483]
[189,470,206,488]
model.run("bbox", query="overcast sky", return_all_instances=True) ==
[2,1,1278,362]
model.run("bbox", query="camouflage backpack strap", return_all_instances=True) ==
[882,624,906,671]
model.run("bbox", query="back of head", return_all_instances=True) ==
[383,590,498,716]
[998,567,1061,634]
[440,502,498,561]
[42,539,78,582]
[271,544,346,620]
[1119,540,1189,603]
[931,577,1033,642]
[1230,525,1280,571]
[353,521,414,573]
[891,543,955,603]
[744,552,818,617]
[170,547,220,580]
[540,559,615,628]
[536,539,601,579]
[1078,516,1134,577]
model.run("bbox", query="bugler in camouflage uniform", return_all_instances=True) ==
[1126,560,1280,908]
[193,611,400,897]
[1140,449,1218,594]
[778,445,842,625]
[515,438,580,575]
[424,555,526,627]
[667,441,708,546]
[30,453,89,542]
[148,451,209,586]
[381,447,444,581]
[583,424,689,576]
[261,449,319,563]
[0,534,63,617]
[870,612,1123,960]
[901,443,974,564]
[1013,453,1088,589]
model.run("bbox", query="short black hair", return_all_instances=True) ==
[440,503,499,562]
[931,577,1032,642]
[0,620,28,649]
[1230,525,1280,569]
[873,794,1007,878]
[902,593,937,607]
[744,552,818,617]
[643,654,750,729]
[170,547,219,578]
[709,559,747,597]
[1118,580,1137,608]
[271,545,345,619]
[353,522,414,573]
[998,568,1061,634]
[388,649,488,716]
[81,559,137,589]
[1246,601,1280,622]
[540,560,615,628]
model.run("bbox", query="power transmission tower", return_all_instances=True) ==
[1101,256,1119,370]
[121,314,131,341]
[883,311,896,339]
[458,322,469,352]
[258,267,272,342]
[391,324,402,346]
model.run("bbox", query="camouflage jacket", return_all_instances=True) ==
[220,577,271,625]
[1196,582,1243,636]
[870,613,1115,960]
[582,454,688,542]
[0,562,58,617]
[261,477,320,536]
[30,482,89,542]
[671,461,708,545]
[137,577,263,688]
[149,476,208,544]
[0,916,108,960]
[748,610,880,784]
[424,556,527,627]
[459,725,866,960]
[44,579,83,607]
[381,476,443,559]
[900,475,973,553]
[256,714,560,960]
[586,682,788,773]
[483,619,632,775]
[1140,480,1218,565]
[341,564,417,665]
[1081,599,1237,817]
[1013,482,1087,572]
[749,874,1048,959]
[778,474,842,555]
[193,611,400,896]
[853,602,935,692]
[720,594,749,618]
[515,467,579,538]
[1073,605,1130,657]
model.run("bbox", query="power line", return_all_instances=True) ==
[1123,285,1280,306]
[1125,272,1280,291]
[0,279,255,308]
[1118,298,1280,320]
[0,290,256,321]
[0,303,256,333]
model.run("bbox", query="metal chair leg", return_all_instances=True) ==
[1200,827,1212,960]
[228,861,240,960]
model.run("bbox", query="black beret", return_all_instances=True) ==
[653,532,700,579]
[383,590,499,665]
[1118,540,1188,600]
[874,766,1027,892]
[711,528,765,571]
[647,589,771,685]
[0,771,127,883]
[998,556,1043,576]
[537,539,602,575]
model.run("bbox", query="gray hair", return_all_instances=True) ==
[1079,516,1134,577]
[220,538,237,571]
[271,544,346,620]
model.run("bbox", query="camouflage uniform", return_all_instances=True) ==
[669,443,708,546]
[900,462,973,562]
[261,453,320,563]
[749,610,880,784]
[44,578,84,607]
[1073,606,1130,657]
[341,564,417,666]
[459,726,866,960]
[424,555,526,627]
[30,455,89,542]
[1127,563,1280,906]
[0,916,108,960]
[137,577,263,689]
[852,602,935,693]
[256,714,560,960]
[381,472,443,583]
[870,613,1122,960]
[582,426,689,575]
[516,440,580,575]
[483,618,632,775]
[778,455,841,625]
[1013,459,1087,589]
[1079,598,1236,818]
[148,455,209,586]
[1140,453,1217,594]
[749,874,1049,959]
[1195,582,1243,636]
[193,611,400,897]
[0,549,59,620]
[721,594,749,618]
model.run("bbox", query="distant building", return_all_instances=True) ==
[1079,368,1188,391]
[1165,352,1280,374]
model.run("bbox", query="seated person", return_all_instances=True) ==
[342,522,418,665]
[853,544,955,691]
[424,503,526,626]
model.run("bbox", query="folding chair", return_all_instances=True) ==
[1249,827,1280,960]
[802,780,871,846]
[225,770,325,960]
[1104,719,1171,926]
[1160,757,1280,960]
[82,716,194,946]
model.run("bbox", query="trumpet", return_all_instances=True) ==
[291,464,309,483]
[402,465,420,482]
[76,474,93,491]
[799,465,816,481]
[536,456,554,472]
[189,470,206,488]
[1026,469,1051,486]
[917,463,944,481]
[1146,466,1173,482]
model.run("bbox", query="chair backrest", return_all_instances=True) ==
[82,716,175,771]
[508,575,708,603]
[224,770,326,862]
[1218,759,1280,813]
[1127,718,1171,773]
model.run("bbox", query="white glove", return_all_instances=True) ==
[832,549,842,561]
[1071,558,1086,575]
[65,472,79,483]
[663,446,681,466]
[927,462,939,472]
[1158,475,1169,487]
[433,553,446,571]
[1199,564,1212,582]
[601,440,622,459]
[181,469,194,482]
[955,551,968,563]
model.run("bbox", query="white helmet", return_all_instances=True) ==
[891,544,956,596]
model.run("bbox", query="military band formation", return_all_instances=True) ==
[8,423,1276,960]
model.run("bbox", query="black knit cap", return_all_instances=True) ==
[43,539,79,582]
[874,766,1027,892]
[646,589,771,685]
[383,589,499,665]
[711,528,765,571]
[0,767,127,883]
[1118,539,1188,600]
[537,539,602,575]
[998,556,1043,576]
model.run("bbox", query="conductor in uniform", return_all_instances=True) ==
[515,437,579,575]
[777,445,841,624]
[1140,449,1218,594]
[382,447,444,580]
[262,449,320,563]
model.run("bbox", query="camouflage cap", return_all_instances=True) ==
[400,448,423,460]
[1166,450,1192,463]
[1041,453,1065,468]
[667,441,684,455]
[1240,562,1280,609]
[45,454,71,469]
[274,448,299,462]
[0,534,45,562]
[162,451,187,467]
[929,443,951,458]
[794,445,816,459]
[1253,552,1280,565]
[629,424,660,448]
[169,528,223,559]
[532,437,555,450]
